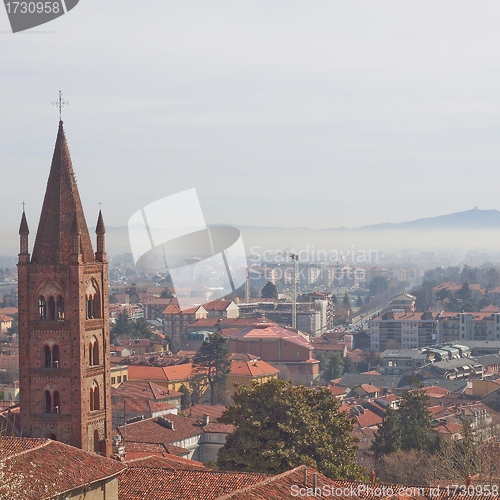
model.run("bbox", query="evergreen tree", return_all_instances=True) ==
[372,379,432,458]
[398,381,432,452]
[326,352,344,380]
[261,281,278,299]
[179,384,192,410]
[356,294,363,307]
[343,356,358,374]
[216,379,363,479]
[192,333,231,405]
[371,407,402,458]
[160,287,174,299]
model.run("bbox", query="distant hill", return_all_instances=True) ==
[357,208,500,231]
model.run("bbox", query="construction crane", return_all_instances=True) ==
[278,250,298,329]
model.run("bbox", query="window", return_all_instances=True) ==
[53,391,60,413]
[89,337,99,366]
[45,390,51,413]
[86,280,101,319]
[90,382,100,411]
[47,296,56,321]
[117,376,122,384]
[111,377,116,385]
[38,297,46,320]
[43,344,60,368]
[123,375,127,382]
[44,389,60,414]
[56,296,64,320]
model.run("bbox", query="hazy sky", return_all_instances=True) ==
[2,1,500,241]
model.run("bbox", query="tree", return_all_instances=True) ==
[326,352,344,380]
[192,333,231,405]
[343,356,358,374]
[356,295,363,307]
[372,379,432,458]
[371,407,402,458]
[111,310,134,339]
[179,384,192,410]
[160,287,174,299]
[369,276,389,296]
[216,379,363,479]
[261,281,278,299]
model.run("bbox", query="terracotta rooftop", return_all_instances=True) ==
[221,323,313,349]
[187,404,227,420]
[125,454,207,471]
[119,468,266,500]
[229,359,280,377]
[127,363,193,382]
[112,381,183,401]
[0,437,124,500]
[31,121,95,265]
[119,414,206,445]
[203,300,235,311]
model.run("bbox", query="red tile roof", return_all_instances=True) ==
[127,363,194,382]
[125,454,207,471]
[0,437,124,500]
[230,359,280,377]
[222,323,313,349]
[204,300,235,311]
[119,415,203,445]
[112,381,182,401]
[355,409,383,429]
[119,468,266,500]
[187,404,227,420]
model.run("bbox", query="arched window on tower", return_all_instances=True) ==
[56,295,64,320]
[38,297,46,320]
[93,292,101,319]
[47,296,56,321]
[44,345,51,368]
[85,280,101,319]
[52,345,60,368]
[94,383,100,410]
[45,390,51,413]
[90,381,100,411]
[53,391,60,413]
[86,295,94,319]
[43,344,60,368]
[89,337,99,366]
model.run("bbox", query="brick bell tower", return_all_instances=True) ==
[18,120,112,456]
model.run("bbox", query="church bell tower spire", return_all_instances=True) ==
[18,120,112,456]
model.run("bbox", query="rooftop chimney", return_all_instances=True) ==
[370,470,376,484]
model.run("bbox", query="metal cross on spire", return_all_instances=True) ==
[52,90,69,121]
[22,201,25,212]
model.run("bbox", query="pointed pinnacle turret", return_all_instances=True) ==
[95,210,106,262]
[31,122,95,264]
[96,210,105,235]
[19,211,29,236]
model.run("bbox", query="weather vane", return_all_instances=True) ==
[52,90,69,121]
